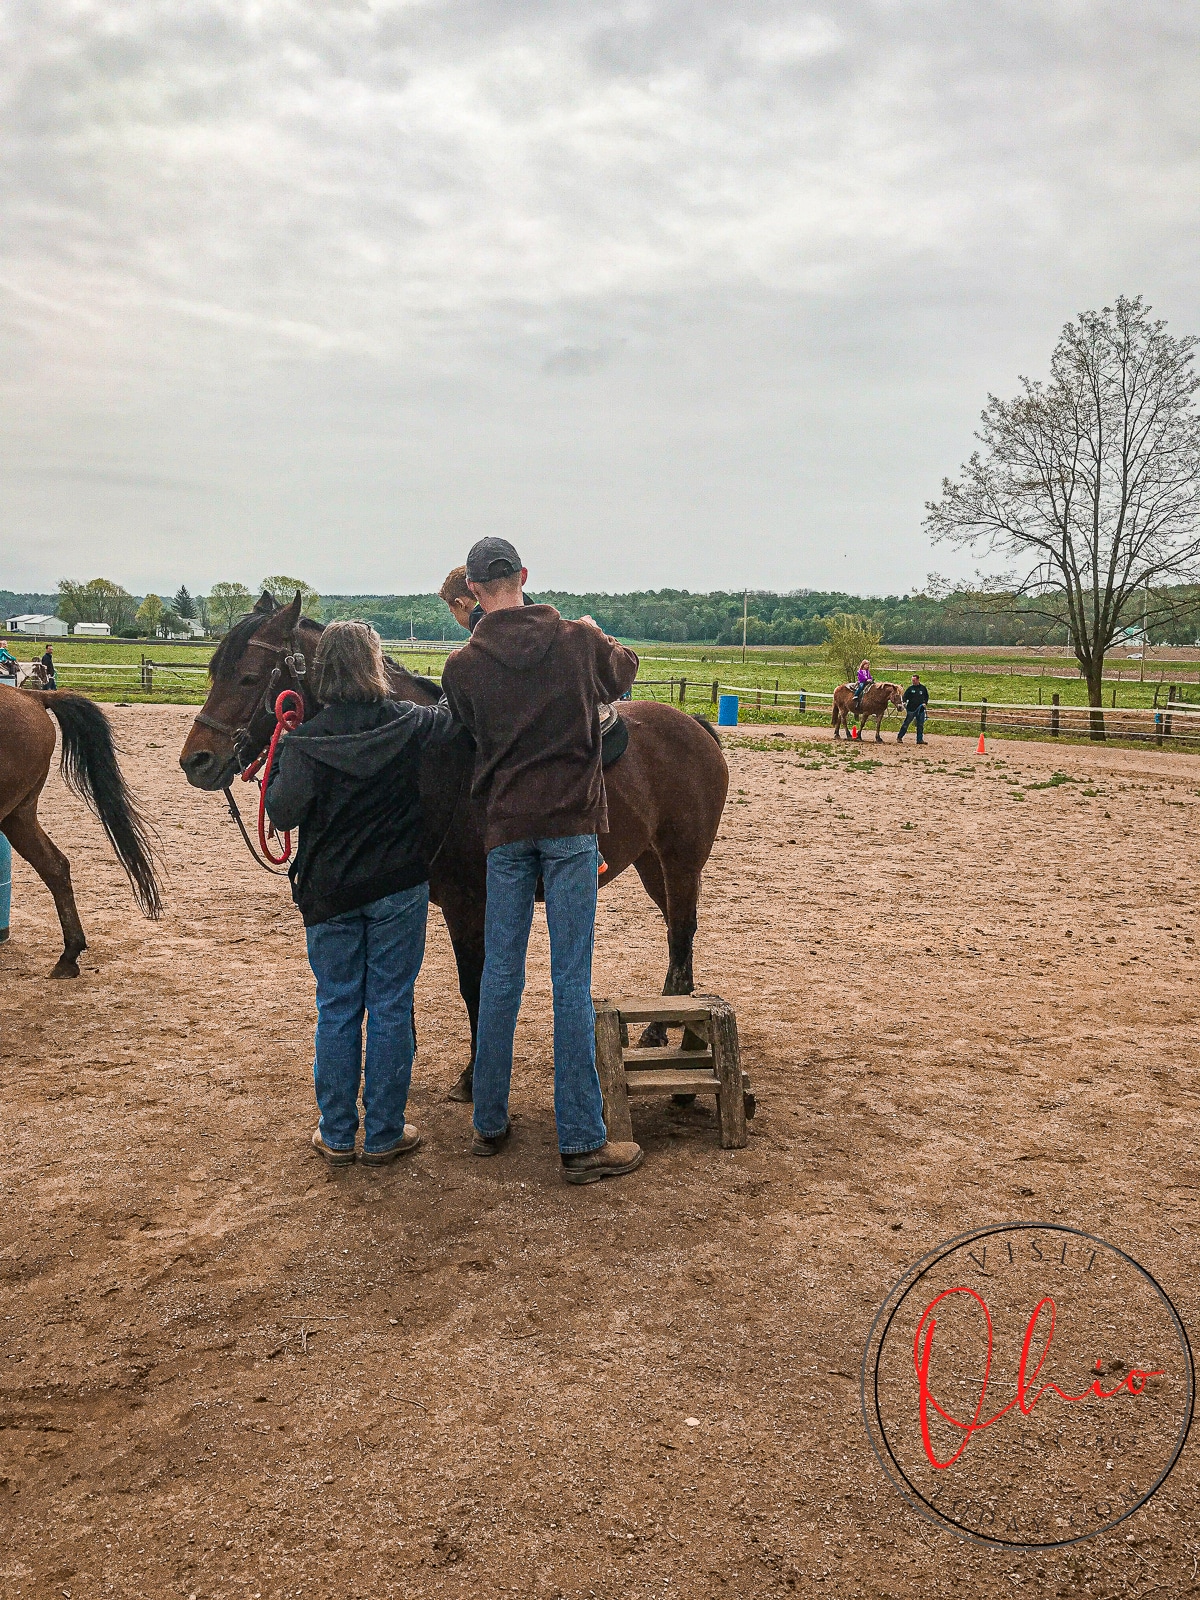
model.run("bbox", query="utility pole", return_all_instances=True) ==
[742,590,748,664]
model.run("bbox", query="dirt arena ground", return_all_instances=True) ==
[2,704,1199,1599]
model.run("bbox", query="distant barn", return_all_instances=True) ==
[6,614,69,638]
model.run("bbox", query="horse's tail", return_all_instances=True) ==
[690,713,721,747]
[38,692,163,918]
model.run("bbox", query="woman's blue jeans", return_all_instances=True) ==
[304,884,429,1154]
[473,834,607,1156]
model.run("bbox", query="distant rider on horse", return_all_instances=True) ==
[853,659,873,713]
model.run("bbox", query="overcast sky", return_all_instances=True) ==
[2,0,1197,599]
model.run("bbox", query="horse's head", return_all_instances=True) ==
[179,592,319,790]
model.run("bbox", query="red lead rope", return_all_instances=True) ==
[240,689,305,866]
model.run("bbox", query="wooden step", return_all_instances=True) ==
[625,1069,721,1095]
[622,1046,714,1068]
[600,995,713,1025]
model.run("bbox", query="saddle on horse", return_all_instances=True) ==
[599,702,629,767]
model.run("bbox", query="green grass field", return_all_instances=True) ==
[6,633,1199,746]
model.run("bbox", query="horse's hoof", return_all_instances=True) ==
[446,1069,474,1104]
[50,960,79,979]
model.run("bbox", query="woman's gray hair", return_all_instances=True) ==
[312,619,392,704]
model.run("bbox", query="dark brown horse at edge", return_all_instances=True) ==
[831,681,903,742]
[178,593,729,1100]
[0,685,162,976]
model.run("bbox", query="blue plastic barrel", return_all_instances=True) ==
[0,833,11,941]
[717,694,739,727]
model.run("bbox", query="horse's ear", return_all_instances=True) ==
[253,591,277,614]
[284,591,303,628]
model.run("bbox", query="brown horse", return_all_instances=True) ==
[831,681,903,742]
[0,685,161,976]
[178,594,729,1099]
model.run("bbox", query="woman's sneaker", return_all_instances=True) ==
[361,1126,422,1164]
[560,1141,644,1185]
[311,1127,355,1166]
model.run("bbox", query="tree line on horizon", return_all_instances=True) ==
[7,576,1200,648]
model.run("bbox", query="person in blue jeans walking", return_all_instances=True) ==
[897,674,930,743]
[266,620,457,1165]
[441,537,643,1184]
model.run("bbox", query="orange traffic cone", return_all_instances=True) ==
[977,733,986,754]
[851,725,859,740]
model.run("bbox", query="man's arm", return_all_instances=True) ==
[582,625,638,701]
[439,656,476,738]
[264,739,316,831]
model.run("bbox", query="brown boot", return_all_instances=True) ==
[361,1126,422,1164]
[472,1123,512,1157]
[560,1140,644,1185]
[311,1127,355,1166]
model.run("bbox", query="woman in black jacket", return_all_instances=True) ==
[265,621,456,1165]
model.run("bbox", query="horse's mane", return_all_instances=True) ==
[384,655,442,701]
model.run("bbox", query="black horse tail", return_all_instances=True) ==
[39,693,163,918]
[691,713,722,747]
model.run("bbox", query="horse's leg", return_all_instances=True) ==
[875,712,884,743]
[3,797,86,978]
[638,845,707,1104]
[631,851,672,1048]
[439,894,485,1102]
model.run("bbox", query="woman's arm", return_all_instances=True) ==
[264,739,316,831]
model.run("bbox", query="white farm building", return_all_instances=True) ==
[72,622,112,637]
[6,614,69,637]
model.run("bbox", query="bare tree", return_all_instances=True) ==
[925,296,1200,733]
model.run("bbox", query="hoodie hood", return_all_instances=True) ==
[287,700,433,778]
[469,604,560,673]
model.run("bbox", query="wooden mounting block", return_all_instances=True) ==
[593,993,750,1150]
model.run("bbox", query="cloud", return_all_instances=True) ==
[0,1,1197,592]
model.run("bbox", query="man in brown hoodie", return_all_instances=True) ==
[440,538,643,1184]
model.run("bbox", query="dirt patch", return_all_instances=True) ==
[1,706,1198,1597]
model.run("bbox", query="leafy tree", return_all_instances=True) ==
[926,296,1200,733]
[56,578,137,633]
[261,575,321,618]
[173,585,196,619]
[822,613,883,681]
[194,593,211,631]
[135,594,165,635]
[208,582,254,633]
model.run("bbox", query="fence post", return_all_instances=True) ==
[980,697,987,732]
[1156,712,1163,747]
[710,679,719,705]
[678,677,687,707]
[774,678,779,705]
[1051,693,1059,737]
[1166,706,1174,743]
[958,686,962,702]
[798,692,806,713]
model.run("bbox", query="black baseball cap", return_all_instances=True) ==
[465,537,523,582]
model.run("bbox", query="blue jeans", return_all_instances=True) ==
[473,834,607,1155]
[304,884,429,1154]
[898,705,926,740]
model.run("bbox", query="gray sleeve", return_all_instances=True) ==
[408,699,460,747]
[264,738,315,831]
